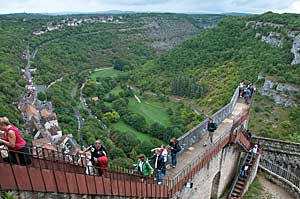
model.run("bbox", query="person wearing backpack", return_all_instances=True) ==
[169,137,181,168]
[207,118,217,143]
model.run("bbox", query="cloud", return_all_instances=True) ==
[0,0,299,14]
[101,0,174,6]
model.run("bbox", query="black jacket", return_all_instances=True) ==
[169,141,181,154]
[207,121,217,132]
[150,154,163,170]
[88,145,107,164]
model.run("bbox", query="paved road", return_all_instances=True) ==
[80,80,107,130]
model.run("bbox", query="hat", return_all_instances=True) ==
[138,154,145,158]
[95,140,101,144]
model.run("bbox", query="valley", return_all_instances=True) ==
[0,11,299,169]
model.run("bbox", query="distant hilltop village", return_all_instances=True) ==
[32,15,124,36]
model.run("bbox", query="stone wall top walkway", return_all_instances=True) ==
[166,101,249,178]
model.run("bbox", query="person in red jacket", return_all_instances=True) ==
[84,140,108,176]
[0,117,31,165]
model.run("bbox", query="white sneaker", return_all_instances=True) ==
[158,182,162,185]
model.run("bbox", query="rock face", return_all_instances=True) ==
[143,16,221,51]
[259,79,300,107]
[288,31,300,65]
[246,21,284,29]
[261,32,283,47]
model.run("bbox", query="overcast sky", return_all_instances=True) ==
[0,0,299,14]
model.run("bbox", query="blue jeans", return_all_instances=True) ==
[161,161,166,176]
[240,170,247,177]
[155,168,162,184]
[171,152,177,167]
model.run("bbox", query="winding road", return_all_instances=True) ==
[79,79,107,130]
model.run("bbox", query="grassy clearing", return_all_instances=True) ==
[112,120,154,142]
[90,69,121,81]
[127,96,172,126]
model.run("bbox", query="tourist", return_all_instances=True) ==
[245,129,252,140]
[160,145,168,176]
[250,144,258,158]
[239,80,245,97]
[207,118,217,143]
[240,163,249,177]
[84,140,108,176]
[169,137,181,168]
[134,154,154,179]
[150,149,163,185]
[0,117,31,165]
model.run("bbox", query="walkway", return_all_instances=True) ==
[256,174,295,199]
[166,101,249,178]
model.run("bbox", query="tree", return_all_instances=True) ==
[123,112,148,133]
[135,140,154,158]
[112,98,129,116]
[149,122,166,139]
[109,147,126,160]
[113,58,127,71]
[113,132,140,156]
[102,111,120,124]
[37,92,47,101]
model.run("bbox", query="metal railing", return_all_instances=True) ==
[252,136,300,154]
[260,158,300,189]
[229,148,261,198]
[229,152,250,198]
[0,145,151,181]
[0,146,168,198]
[167,133,231,196]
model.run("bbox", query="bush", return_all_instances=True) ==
[37,91,47,101]
[109,147,126,160]
[102,111,120,124]
[123,112,148,133]
[254,106,263,113]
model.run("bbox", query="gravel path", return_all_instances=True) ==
[257,174,296,199]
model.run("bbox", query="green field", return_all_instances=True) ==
[90,69,121,81]
[112,121,154,142]
[128,97,171,126]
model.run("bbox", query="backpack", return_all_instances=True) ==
[208,122,217,132]
[175,142,182,153]
[212,122,217,130]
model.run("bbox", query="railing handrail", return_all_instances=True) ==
[253,136,300,147]
[174,133,229,180]
[260,157,300,189]
[229,152,250,197]
[167,132,231,196]
[0,146,149,181]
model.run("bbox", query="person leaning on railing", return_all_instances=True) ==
[0,117,31,165]
[83,140,108,176]
[134,154,154,182]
